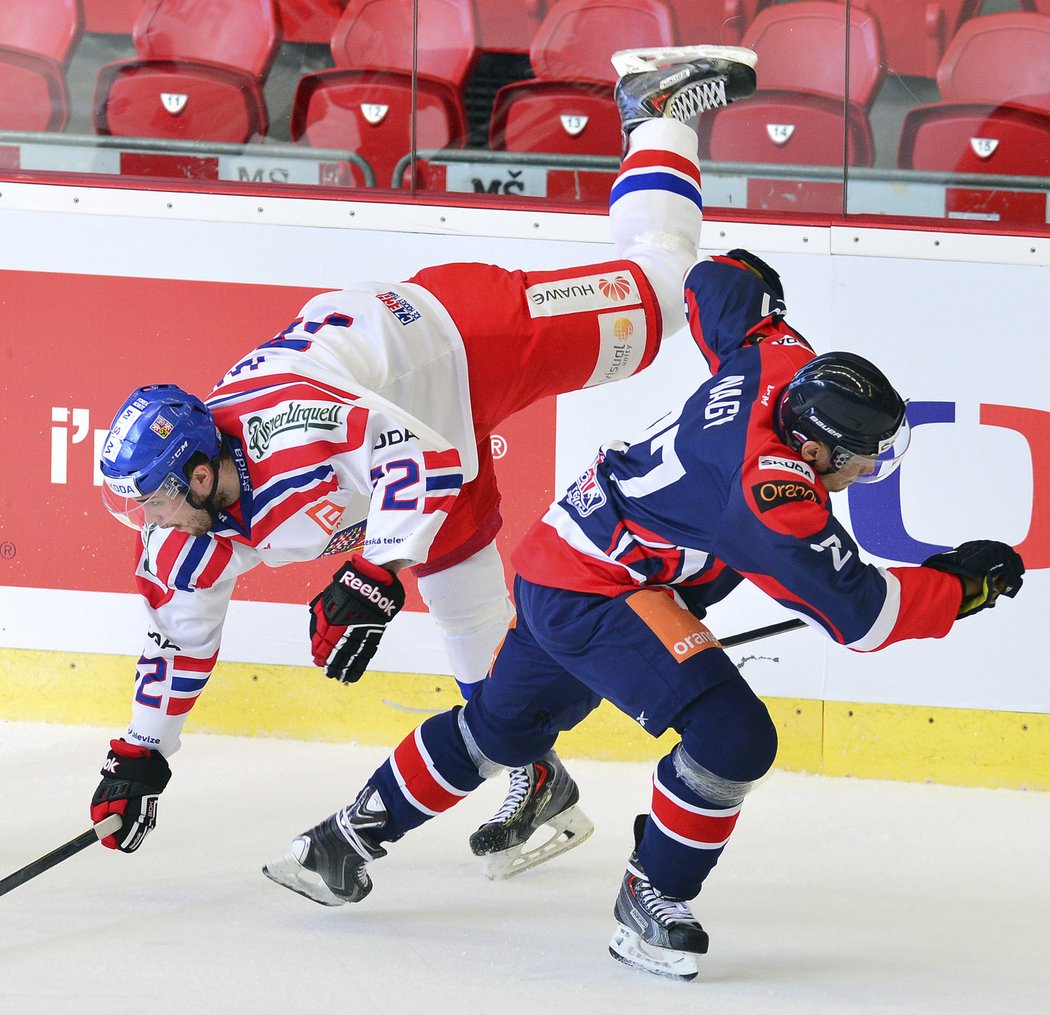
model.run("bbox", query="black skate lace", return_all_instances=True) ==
[488,765,532,823]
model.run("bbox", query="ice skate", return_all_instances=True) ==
[262,785,388,906]
[612,45,758,136]
[468,751,594,880]
[608,852,709,981]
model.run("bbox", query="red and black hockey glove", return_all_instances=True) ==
[90,739,172,852]
[309,555,405,684]
[923,540,1024,618]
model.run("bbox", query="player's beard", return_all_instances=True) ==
[175,505,216,536]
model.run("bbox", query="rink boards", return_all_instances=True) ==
[0,185,1046,789]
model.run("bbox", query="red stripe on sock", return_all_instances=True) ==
[392,728,466,814]
[651,780,740,847]
[620,148,702,185]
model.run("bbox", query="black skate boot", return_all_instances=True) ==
[468,750,594,880]
[612,44,758,137]
[262,785,388,906]
[609,850,709,981]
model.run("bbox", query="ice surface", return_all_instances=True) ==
[1,722,1047,1014]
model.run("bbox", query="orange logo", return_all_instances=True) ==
[598,276,632,301]
[625,589,722,662]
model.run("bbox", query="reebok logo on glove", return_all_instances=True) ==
[336,570,401,618]
[310,556,406,684]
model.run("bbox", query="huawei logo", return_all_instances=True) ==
[598,276,632,300]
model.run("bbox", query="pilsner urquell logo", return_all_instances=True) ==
[246,402,343,457]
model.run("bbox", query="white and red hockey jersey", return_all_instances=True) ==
[126,282,473,755]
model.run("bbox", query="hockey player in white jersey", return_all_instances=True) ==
[89,46,760,877]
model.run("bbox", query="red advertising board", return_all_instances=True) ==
[0,270,556,611]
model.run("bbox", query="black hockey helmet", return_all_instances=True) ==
[777,352,909,483]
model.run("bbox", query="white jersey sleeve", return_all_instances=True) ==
[126,526,260,756]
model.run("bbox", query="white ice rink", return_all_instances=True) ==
[1,721,1048,1014]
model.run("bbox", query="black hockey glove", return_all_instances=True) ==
[310,555,405,683]
[90,739,172,853]
[922,540,1024,618]
[725,248,784,301]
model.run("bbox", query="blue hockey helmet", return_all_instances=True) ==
[99,384,221,529]
[778,352,909,484]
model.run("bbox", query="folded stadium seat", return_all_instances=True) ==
[696,0,886,209]
[291,0,479,188]
[475,0,547,53]
[934,12,1050,102]
[83,0,150,35]
[93,0,281,143]
[823,0,980,79]
[275,0,347,45]
[489,0,676,202]
[672,0,770,47]
[0,0,83,132]
[898,12,1050,223]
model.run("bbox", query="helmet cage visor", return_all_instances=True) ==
[101,472,190,531]
[827,414,911,485]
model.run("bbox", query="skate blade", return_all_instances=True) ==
[611,45,758,76]
[261,854,348,907]
[481,804,595,881]
[608,924,700,981]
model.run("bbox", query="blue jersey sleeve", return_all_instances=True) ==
[684,256,809,374]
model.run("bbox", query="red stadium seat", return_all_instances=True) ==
[0,0,83,131]
[291,0,479,187]
[741,1,884,108]
[899,12,1050,169]
[489,0,675,200]
[83,0,149,35]
[276,0,347,44]
[475,0,547,53]
[697,1,885,169]
[702,90,876,165]
[898,13,1050,220]
[292,71,469,187]
[672,0,770,47]
[93,0,281,142]
[822,0,980,79]
[935,12,1050,102]
[328,0,478,88]
[900,95,1050,175]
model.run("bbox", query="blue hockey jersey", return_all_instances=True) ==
[513,256,962,651]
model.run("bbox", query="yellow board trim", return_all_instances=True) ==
[1,649,1046,790]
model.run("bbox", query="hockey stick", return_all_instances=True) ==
[0,814,122,898]
[719,617,806,648]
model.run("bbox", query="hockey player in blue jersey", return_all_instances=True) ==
[261,66,1024,981]
[263,247,1026,976]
